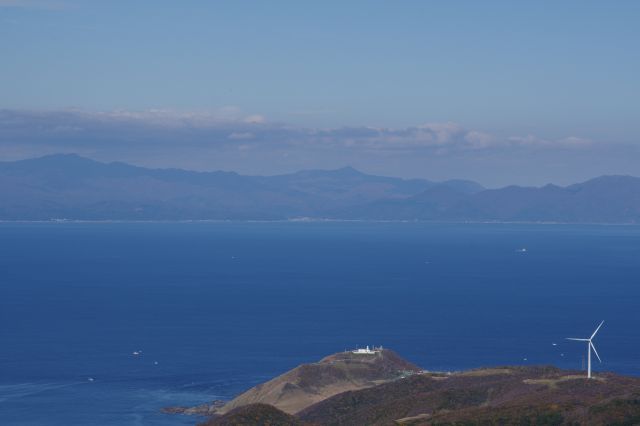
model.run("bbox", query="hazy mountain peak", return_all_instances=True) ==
[334,165,362,175]
[440,179,485,194]
[577,174,640,185]
[1,154,639,222]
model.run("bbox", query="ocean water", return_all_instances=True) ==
[0,222,639,425]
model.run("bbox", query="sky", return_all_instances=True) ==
[1,0,639,187]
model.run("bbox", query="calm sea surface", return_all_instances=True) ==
[1,222,639,425]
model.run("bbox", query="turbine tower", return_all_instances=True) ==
[566,320,604,379]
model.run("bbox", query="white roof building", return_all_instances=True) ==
[351,345,382,354]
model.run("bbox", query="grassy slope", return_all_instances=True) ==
[215,349,421,415]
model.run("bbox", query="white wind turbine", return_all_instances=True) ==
[566,320,604,379]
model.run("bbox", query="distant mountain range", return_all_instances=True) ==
[1,154,640,223]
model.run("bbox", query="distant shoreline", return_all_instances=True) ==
[1,219,639,226]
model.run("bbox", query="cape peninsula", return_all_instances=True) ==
[166,349,640,425]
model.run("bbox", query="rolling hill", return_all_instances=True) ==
[166,349,420,417]
[167,351,640,426]
[297,365,640,425]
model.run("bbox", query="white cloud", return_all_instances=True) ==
[73,107,259,128]
[307,122,590,153]
[507,134,593,148]
[0,109,595,161]
[228,132,255,140]
[243,114,266,124]
[464,130,497,148]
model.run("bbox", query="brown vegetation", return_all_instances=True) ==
[167,349,420,419]
[298,366,640,425]
[168,352,640,426]
[198,404,305,426]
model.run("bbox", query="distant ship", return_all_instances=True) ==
[516,248,527,253]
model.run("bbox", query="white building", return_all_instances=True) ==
[351,345,382,354]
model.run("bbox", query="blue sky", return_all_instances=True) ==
[1,1,639,186]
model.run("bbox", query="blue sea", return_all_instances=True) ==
[1,222,639,425]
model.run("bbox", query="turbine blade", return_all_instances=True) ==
[591,320,605,339]
[566,338,589,341]
[591,342,602,363]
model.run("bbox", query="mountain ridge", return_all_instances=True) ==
[2,154,640,223]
